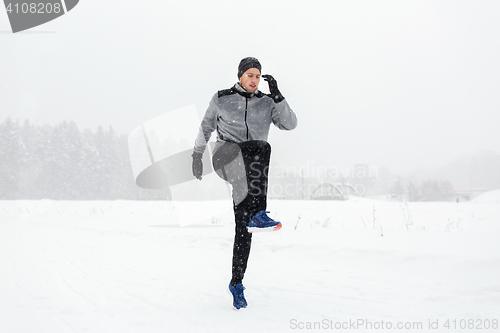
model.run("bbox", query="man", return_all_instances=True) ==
[191,57,297,310]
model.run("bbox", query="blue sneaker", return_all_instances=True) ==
[247,210,282,233]
[228,281,247,310]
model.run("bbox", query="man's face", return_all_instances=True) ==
[239,68,261,93]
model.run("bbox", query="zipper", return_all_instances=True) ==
[244,97,249,140]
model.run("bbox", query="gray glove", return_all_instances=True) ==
[192,152,203,180]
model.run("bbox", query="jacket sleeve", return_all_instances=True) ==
[193,94,219,154]
[270,98,298,131]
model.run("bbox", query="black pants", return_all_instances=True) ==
[212,140,271,286]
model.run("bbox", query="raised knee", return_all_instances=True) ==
[254,140,271,152]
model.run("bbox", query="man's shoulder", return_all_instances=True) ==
[217,87,238,98]
[255,91,267,98]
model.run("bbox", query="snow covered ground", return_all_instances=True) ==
[1,193,499,333]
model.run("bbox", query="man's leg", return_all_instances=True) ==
[212,140,272,286]
[230,140,271,285]
[231,196,253,286]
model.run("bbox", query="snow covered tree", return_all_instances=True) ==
[0,118,174,200]
[0,117,21,199]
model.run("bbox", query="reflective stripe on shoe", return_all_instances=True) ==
[247,222,282,233]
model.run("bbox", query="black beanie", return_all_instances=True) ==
[238,57,262,78]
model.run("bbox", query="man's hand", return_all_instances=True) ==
[262,74,284,103]
[192,152,203,180]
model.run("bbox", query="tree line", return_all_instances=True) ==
[2,117,497,201]
[0,117,170,200]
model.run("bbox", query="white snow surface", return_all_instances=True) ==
[1,195,499,333]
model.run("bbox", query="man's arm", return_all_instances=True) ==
[271,98,298,131]
[193,94,219,154]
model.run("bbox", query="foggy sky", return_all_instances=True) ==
[1,0,499,175]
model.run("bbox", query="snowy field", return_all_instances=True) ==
[1,192,500,333]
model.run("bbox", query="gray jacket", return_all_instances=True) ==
[194,83,297,154]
